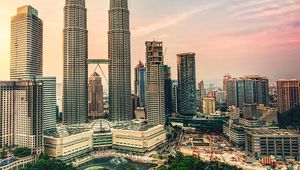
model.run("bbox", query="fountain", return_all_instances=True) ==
[109,157,128,164]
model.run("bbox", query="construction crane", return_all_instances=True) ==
[164,47,168,57]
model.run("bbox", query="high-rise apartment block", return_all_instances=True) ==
[10,5,43,80]
[177,53,197,117]
[15,81,44,154]
[63,0,88,124]
[88,72,104,118]
[0,82,15,148]
[145,41,165,125]
[134,61,146,107]
[108,0,132,122]
[277,79,300,113]
[0,81,44,154]
[36,77,57,131]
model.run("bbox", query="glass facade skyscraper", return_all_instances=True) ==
[177,53,197,116]
[163,65,173,117]
[63,0,88,124]
[134,61,146,107]
[36,76,57,131]
[108,0,132,121]
[235,75,269,109]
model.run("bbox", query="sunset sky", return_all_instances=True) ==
[0,0,299,88]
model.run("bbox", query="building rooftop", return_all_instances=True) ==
[44,126,90,138]
[246,129,300,136]
[112,123,160,132]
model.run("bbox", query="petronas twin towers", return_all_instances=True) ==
[63,0,131,124]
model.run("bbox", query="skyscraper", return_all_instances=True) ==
[36,77,57,131]
[10,5,43,80]
[177,53,197,117]
[277,79,300,113]
[108,0,132,121]
[15,80,44,154]
[223,74,232,98]
[163,65,173,116]
[197,81,205,110]
[145,41,165,125]
[88,72,104,119]
[226,78,238,106]
[63,0,88,124]
[134,61,146,107]
[237,78,245,108]
[236,75,269,108]
[172,80,179,114]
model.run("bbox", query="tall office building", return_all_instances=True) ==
[88,72,104,119]
[223,74,232,98]
[172,80,179,114]
[36,77,57,131]
[237,79,246,108]
[226,78,238,107]
[236,75,269,108]
[145,41,165,125]
[177,53,197,116]
[163,65,173,116]
[134,61,146,107]
[197,81,205,110]
[63,0,88,124]
[277,79,300,113]
[0,82,15,148]
[108,0,132,121]
[10,5,43,80]
[15,80,44,154]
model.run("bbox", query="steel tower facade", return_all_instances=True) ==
[63,0,88,124]
[108,0,132,121]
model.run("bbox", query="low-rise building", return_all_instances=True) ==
[170,114,230,132]
[223,120,245,147]
[91,119,113,150]
[245,129,300,160]
[44,127,93,161]
[111,124,166,153]
[223,118,278,147]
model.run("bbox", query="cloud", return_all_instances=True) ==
[229,0,300,20]
[132,6,208,37]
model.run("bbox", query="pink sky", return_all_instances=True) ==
[0,0,299,89]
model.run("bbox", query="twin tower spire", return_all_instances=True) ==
[63,0,131,124]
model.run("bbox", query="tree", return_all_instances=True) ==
[21,153,76,170]
[0,150,7,159]
[13,147,31,158]
[157,152,241,170]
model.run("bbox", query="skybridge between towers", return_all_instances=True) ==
[87,58,111,84]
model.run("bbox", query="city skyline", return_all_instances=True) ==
[0,0,299,88]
